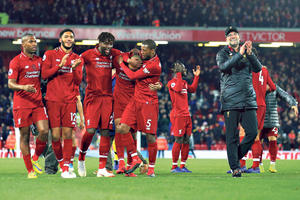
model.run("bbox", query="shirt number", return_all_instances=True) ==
[146,119,152,130]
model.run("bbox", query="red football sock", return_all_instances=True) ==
[32,138,47,161]
[23,154,34,173]
[62,139,72,172]
[98,136,111,169]
[172,142,181,169]
[122,132,137,157]
[269,140,278,162]
[52,140,63,162]
[240,159,246,168]
[115,132,124,160]
[251,140,262,168]
[180,143,189,168]
[70,146,76,164]
[127,148,132,165]
[78,131,94,161]
[148,141,157,168]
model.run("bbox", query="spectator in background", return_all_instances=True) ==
[157,134,168,158]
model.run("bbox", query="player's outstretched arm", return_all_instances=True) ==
[276,84,298,117]
[119,57,157,80]
[187,65,201,93]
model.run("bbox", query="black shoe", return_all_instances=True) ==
[232,169,242,178]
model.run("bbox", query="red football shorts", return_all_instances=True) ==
[172,116,192,137]
[13,106,48,128]
[113,87,134,119]
[120,100,158,134]
[260,127,278,139]
[84,96,113,130]
[256,106,266,130]
[46,101,76,128]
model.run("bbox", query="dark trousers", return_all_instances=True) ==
[224,109,258,170]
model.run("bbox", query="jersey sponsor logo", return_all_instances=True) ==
[143,68,150,74]
[25,71,40,78]
[42,54,46,61]
[8,69,13,76]
[171,82,175,88]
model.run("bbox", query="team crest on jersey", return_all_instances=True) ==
[96,57,99,60]
[171,83,175,88]
[143,68,150,74]
[8,69,13,76]
[25,65,29,69]
[42,54,46,61]
[56,59,60,62]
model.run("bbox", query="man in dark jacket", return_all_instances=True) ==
[216,26,262,177]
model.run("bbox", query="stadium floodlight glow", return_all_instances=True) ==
[12,39,41,45]
[258,42,294,48]
[136,41,168,46]
[204,41,228,47]
[75,40,99,45]
[197,43,203,47]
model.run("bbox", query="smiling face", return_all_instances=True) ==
[129,55,143,71]
[226,31,240,48]
[98,40,113,56]
[59,31,75,50]
[22,35,37,54]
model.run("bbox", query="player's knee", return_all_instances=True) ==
[38,127,49,136]
[183,136,190,144]
[175,136,183,144]
[117,124,129,134]
[146,134,156,144]
[87,128,96,134]
[101,130,110,137]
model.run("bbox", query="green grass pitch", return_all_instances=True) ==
[0,158,299,200]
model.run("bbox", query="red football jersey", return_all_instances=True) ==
[8,52,44,109]
[81,47,121,98]
[167,72,199,117]
[41,47,83,103]
[112,53,135,99]
[252,67,276,107]
[120,55,161,104]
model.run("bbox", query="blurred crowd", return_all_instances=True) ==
[1,44,300,151]
[0,0,299,28]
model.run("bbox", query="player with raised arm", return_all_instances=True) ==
[167,61,200,173]
[8,34,49,178]
[117,39,161,177]
[41,29,83,178]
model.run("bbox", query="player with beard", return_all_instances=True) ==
[41,29,83,178]
[77,32,122,177]
[117,39,161,177]
[8,34,49,178]
[167,61,200,173]
[113,53,159,176]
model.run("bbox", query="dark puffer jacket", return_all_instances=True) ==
[216,45,262,112]
[263,85,298,128]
